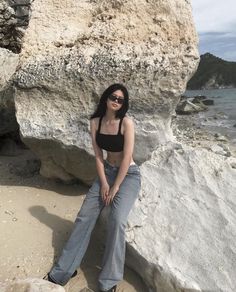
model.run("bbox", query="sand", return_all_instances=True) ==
[0,149,148,292]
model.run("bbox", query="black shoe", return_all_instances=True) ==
[47,273,57,284]
[44,270,78,284]
[42,273,58,284]
[71,270,78,278]
[100,285,117,292]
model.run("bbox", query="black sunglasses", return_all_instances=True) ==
[108,94,125,105]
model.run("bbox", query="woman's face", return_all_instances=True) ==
[106,89,125,112]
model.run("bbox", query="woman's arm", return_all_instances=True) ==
[106,117,134,205]
[90,118,109,200]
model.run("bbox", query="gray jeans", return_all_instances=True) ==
[49,160,141,291]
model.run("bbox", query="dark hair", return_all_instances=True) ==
[90,83,129,119]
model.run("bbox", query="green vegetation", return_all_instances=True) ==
[187,53,236,89]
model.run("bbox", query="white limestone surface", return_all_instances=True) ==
[126,142,236,291]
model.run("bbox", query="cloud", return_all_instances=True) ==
[191,0,236,61]
[191,0,236,33]
[198,31,236,61]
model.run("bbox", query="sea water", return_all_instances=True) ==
[185,88,236,144]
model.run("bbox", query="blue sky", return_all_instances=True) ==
[191,0,236,61]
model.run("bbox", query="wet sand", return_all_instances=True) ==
[0,149,148,292]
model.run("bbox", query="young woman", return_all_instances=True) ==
[46,83,141,292]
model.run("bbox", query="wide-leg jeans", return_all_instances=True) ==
[49,160,141,291]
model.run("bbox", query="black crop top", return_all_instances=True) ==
[96,116,124,152]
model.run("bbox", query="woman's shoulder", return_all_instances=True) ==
[90,117,100,131]
[123,116,134,125]
[122,116,134,130]
[90,116,100,124]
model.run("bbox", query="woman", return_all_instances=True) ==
[46,83,141,292]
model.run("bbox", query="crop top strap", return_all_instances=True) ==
[97,116,103,133]
[118,117,124,135]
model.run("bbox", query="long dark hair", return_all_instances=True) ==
[90,83,129,119]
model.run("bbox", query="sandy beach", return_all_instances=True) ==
[0,148,148,292]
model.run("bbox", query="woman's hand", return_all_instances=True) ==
[104,184,119,206]
[100,181,110,203]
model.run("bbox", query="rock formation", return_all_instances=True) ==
[0,278,65,292]
[0,0,32,53]
[176,99,207,115]
[126,142,236,291]
[13,0,199,184]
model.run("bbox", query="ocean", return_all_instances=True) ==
[184,88,236,144]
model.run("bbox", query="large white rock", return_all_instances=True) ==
[126,142,236,292]
[14,0,199,183]
[0,278,65,292]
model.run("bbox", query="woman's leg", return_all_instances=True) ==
[49,177,104,286]
[98,165,141,291]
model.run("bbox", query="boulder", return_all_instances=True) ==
[125,142,236,292]
[0,278,65,292]
[201,99,214,106]
[176,100,207,115]
[191,96,214,106]
[14,0,199,184]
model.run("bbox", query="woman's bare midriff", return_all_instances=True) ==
[106,151,135,167]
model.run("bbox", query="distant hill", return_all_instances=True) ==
[187,53,236,90]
